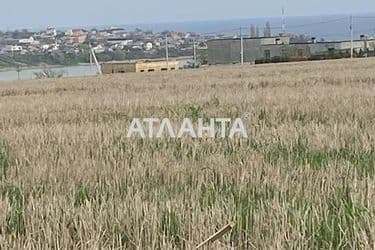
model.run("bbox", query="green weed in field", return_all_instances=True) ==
[160,210,183,248]
[1,185,26,236]
[0,141,9,180]
[74,184,91,207]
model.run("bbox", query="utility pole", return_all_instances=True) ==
[193,38,197,68]
[89,50,93,73]
[165,35,169,69]
[89,43,102,75]
[350,15,354,59]
[240,27,244,65]
[16,65,21,80]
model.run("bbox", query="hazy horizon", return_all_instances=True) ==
[2,0,375,31]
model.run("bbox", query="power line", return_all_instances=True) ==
[353,27,375,35]
[199,28,240,36]
[234,17,349,34]
[198,16,375,39]
[293,17,348,27]
[270,17,348,30]
[199,17,348,36]
[353,16,375,19]
[309,31,350,39]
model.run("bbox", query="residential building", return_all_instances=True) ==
[207,36,290,64]
[66,29,87,44]
[19,36,36,45]
[4,45,23,53]
[101,59,179,74]
[206,36,375,64]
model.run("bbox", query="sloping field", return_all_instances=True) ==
[0,58,374,249]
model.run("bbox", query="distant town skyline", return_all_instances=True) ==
[1,0,375,30]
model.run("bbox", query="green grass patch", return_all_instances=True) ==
[1,185,26,236]
[260,138,375,177]
[74,184,91,207]
[312,185,372,249]
[0,141,9,180]
[160,210,183,248]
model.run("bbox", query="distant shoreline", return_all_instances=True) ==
[0,63,91,72]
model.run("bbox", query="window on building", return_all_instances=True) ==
[264,50,271,60]
[298,49,304,57]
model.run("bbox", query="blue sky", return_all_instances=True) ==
[1,0,375,30]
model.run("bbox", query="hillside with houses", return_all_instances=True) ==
[0,27,204,68]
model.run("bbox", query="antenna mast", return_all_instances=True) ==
[282,7,286,34]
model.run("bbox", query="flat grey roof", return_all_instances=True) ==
[207,36,290,42]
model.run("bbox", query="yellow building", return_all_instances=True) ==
[101,59,179,74]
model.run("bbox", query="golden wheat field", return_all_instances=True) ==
[0,58,374,249]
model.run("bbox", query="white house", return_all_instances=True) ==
[4,45,23,52]
[19,36,36,45]
[93,44,105,53]
[43,27,57,38]
[41,44,59,52]
[145,42,153,50]
[65,29,73,36]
